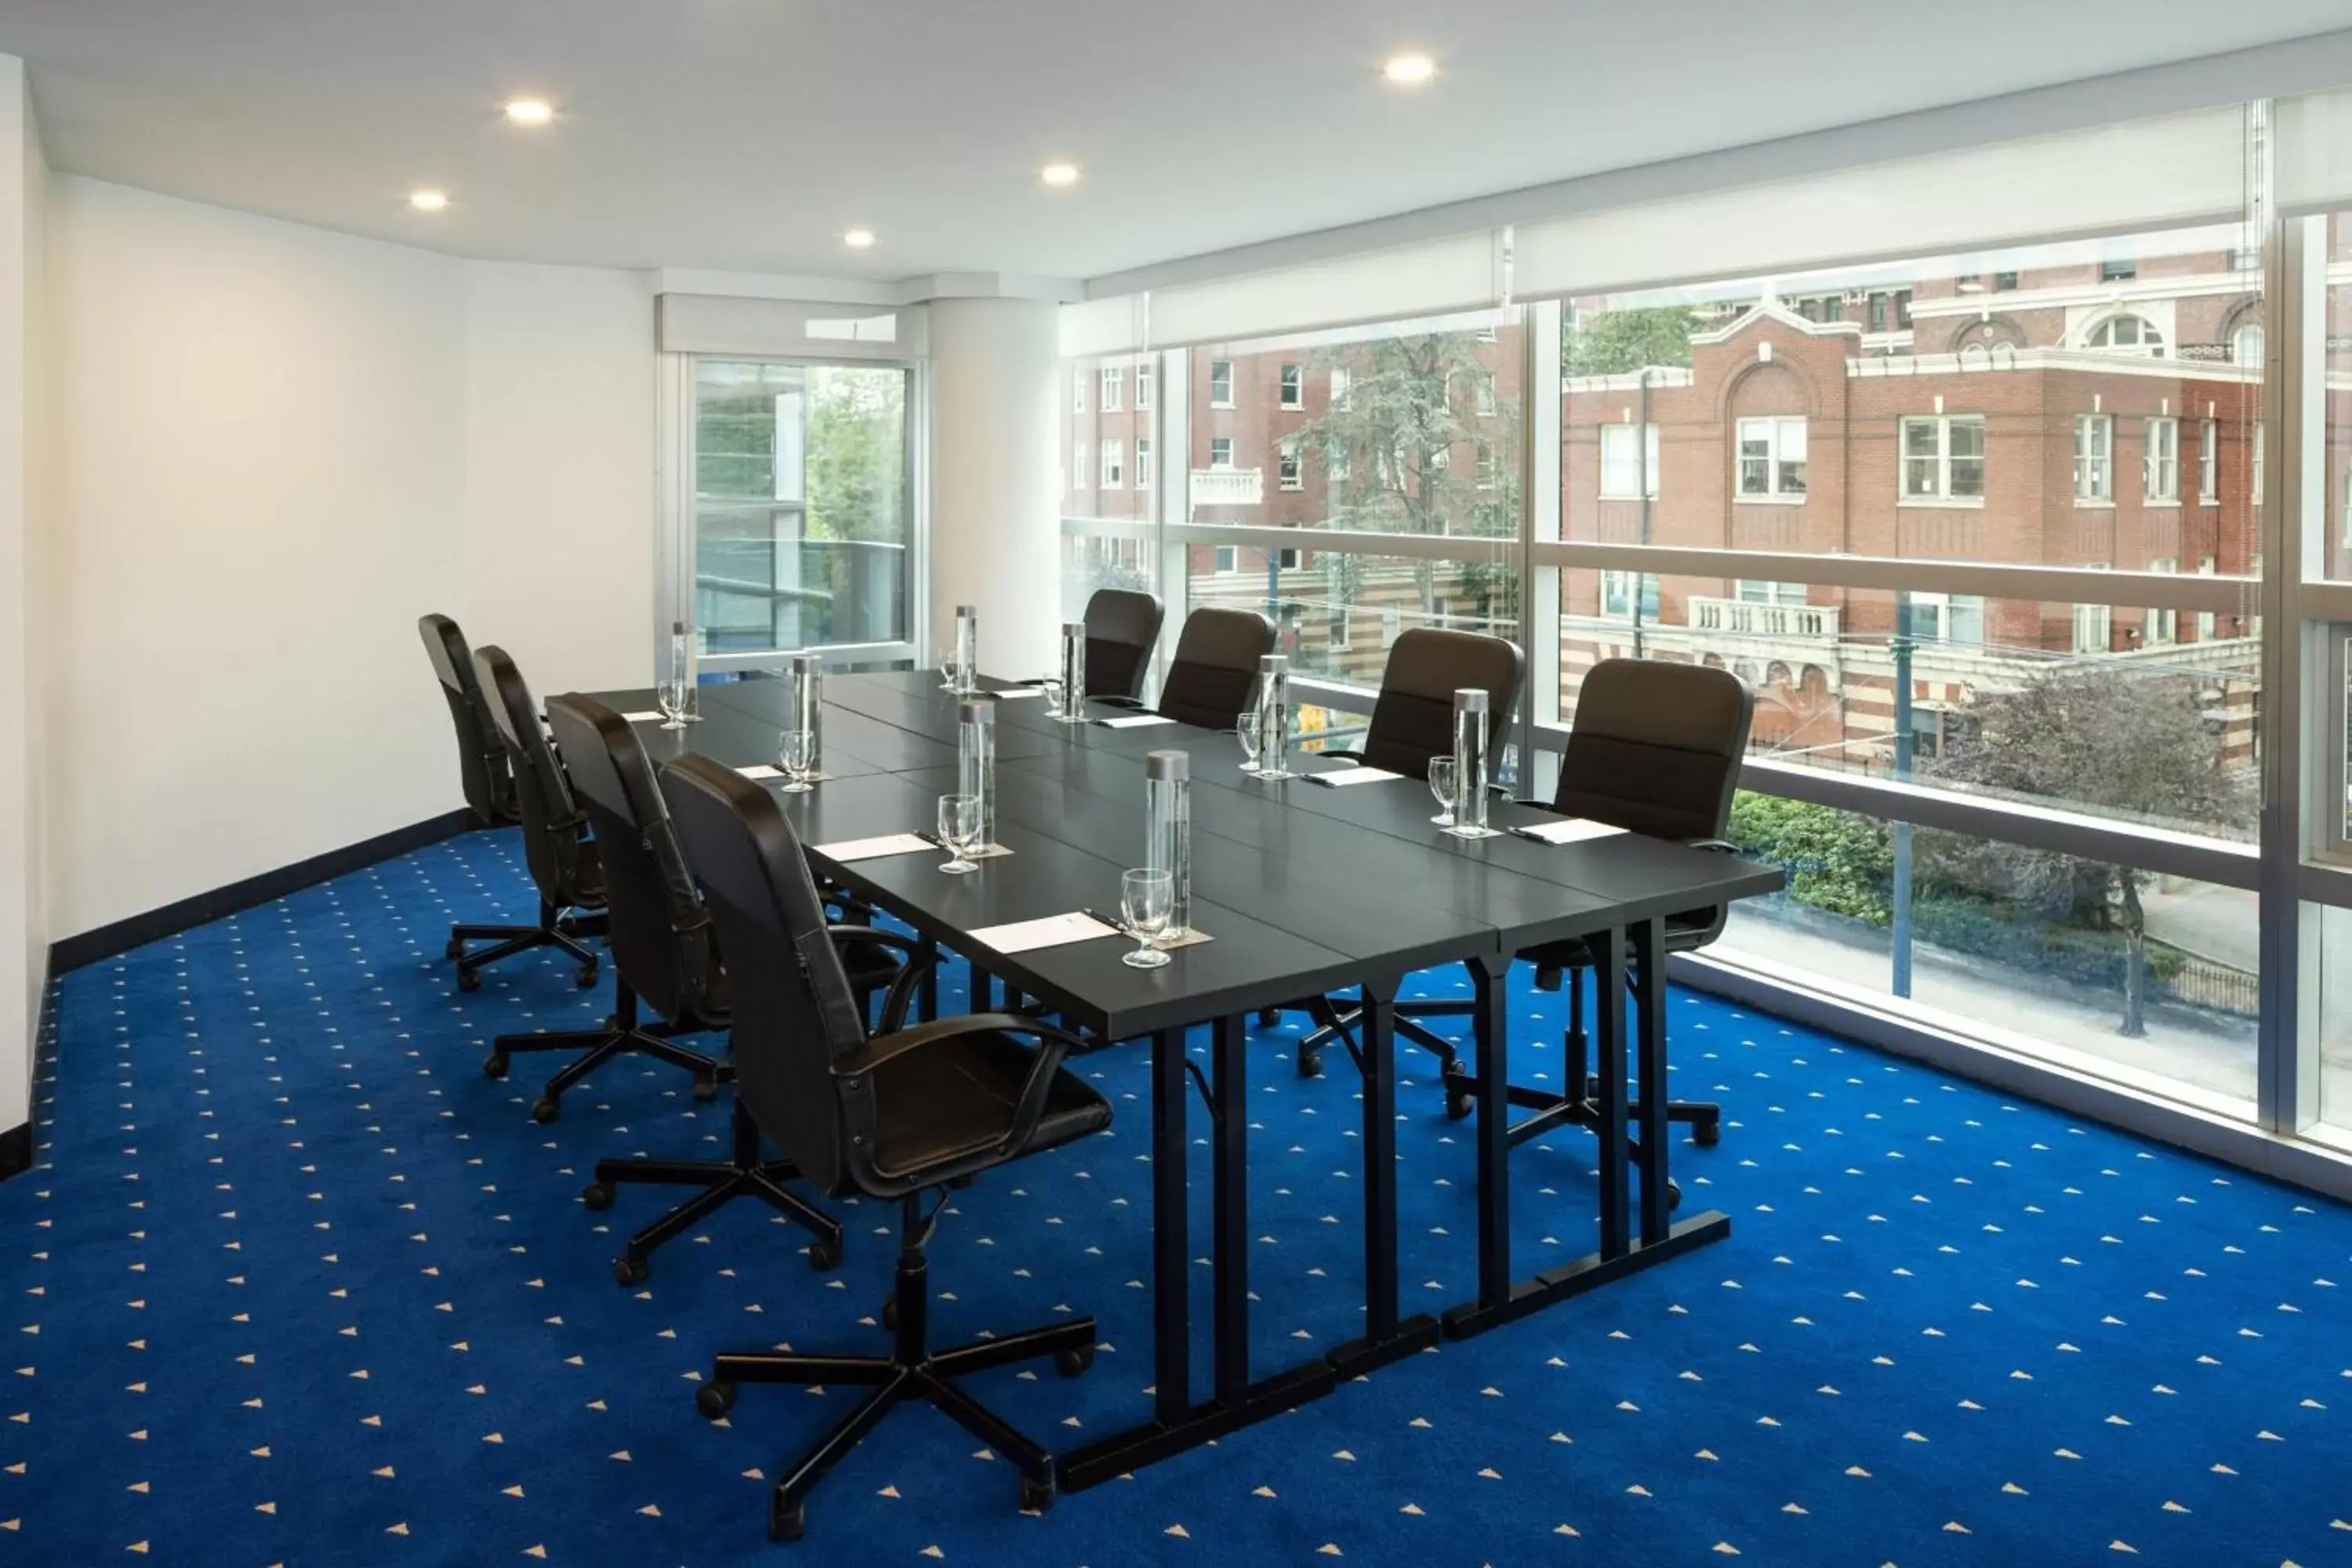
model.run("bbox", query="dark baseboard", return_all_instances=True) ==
[0,1123,29,1181]
[49,808,479,975]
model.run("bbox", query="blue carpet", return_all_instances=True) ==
[4,826,2350,1567]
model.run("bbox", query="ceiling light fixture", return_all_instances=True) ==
[409,189,449,212]
[503,98,554,126]
[1040,162,1081,188]
[1383,53,1436,85]
[843,227,877,249]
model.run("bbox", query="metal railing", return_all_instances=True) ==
[1688,596,1842,638]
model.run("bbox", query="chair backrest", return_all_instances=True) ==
[1155,606,1275,729]
[419,613,512,824]
[659,752,867,1196]
[1083,588,1165,701]
[1356,628,1526,779]
[1555,659,1752,841]
[472,646,595,908]
[543,693,720,1026]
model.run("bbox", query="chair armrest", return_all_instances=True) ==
[833,1013,1091,1157]
[1093,695,1147,710]
[1319,747,1367,764]
[825,926,937,1034]
[1687,838,1740,855]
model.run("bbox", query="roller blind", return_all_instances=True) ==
[1514,106,2249,299]
[2279,88,2352,216]
[658,294,928,360]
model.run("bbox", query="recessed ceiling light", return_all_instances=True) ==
[409,189,449,212]
[843,227,877,249]
[1040,162,1081,188]
[503,98,554,126]
[1383,53,1436,85]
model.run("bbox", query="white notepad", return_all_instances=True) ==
[990,687,1047,700]
[811,833,935,863]
[1307,766,1403,788]
[736,764,783,780]
[1512,817,1630,846]
[1094,713,1176,729]
[621,710,665,723]
[967,910,1123,955]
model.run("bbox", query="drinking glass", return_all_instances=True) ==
[939,651,960,691]
[779,729,818,793]
[656,676,689,731]
[1042,676,1066,717]
[936,794,981,875]
[1120,868,1174,969]
[1236,710,1263,773]
[1428,755,1459,827]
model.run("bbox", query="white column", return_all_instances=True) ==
[926,296,1061,680]
[0,53,44,1152]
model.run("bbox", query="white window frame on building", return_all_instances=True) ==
[1209,435,1235,469]
[1135,437,1154,491]
[1212,543,1238,575]
[1210,359,1235,409]
[1136,363,1154,410]
[2145,416,2180,504]
[1279,362,1304,410]
[1073,369,1087,413]
[2146,556,2178,644]
[1329,368,1352,409]
[1736,416,1808,499]
[1901,414,1985,503]
[1599,421,1659,500]
[1101,438,1124,490]
[2074,413,2114,503]
[2201,416,2220,503]
[1475,438,1499,491]
[1474,371,1499,417]
[1599,569,1661,621]
[1101,365,1123,412]
[2085,312,2164,354]
[2072,564,2113,652]
[1278,439,1303,492]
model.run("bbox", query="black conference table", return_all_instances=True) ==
[589,669,1783,1490]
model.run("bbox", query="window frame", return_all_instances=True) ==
[1101,437,1124,491]
[1598,420,1661,500]
[1735,415,1809,501]
[2144,416,2180,505]
[1209,359,1236,409]
[1279,362,1304,410]
[1100,365,1123,412]
[2074,412,2115,504]
[1900,414,1987,505]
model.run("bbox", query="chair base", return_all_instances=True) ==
[485,986,721,1122]
[446,898,606,993]
[584,1102,842,1283]
[696,1203,1095,1541]
[1274,993,1462,1081]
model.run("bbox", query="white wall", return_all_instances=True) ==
[460,262,655,694]
[42,179,658,941]
[928,297,1062,679]
[0,56,45,1137]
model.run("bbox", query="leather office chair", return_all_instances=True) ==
[1130,604,1275,729]
[471,660,721,1122]
[419,614,602,991]
[1082,586,1164,701]
[660,752,1110,1541]
[1278,628,1525,1079]
[1438,657,1751,1164]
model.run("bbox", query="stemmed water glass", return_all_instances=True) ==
[1043,675,1066,718]
[939,651,961,692]
[779,729,818,793]
[656,674,691,731]
[1236,710,1263,774]
[1119,869,1174,969]
[936,794,981,875]
[1428,755,1459,828]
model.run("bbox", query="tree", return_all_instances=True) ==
[1922,666,2251,1036]
[1728,791,1893,924]
[1561,305,1703,376]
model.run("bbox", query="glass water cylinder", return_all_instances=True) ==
[1145,750,1192,940]
[953,604,978,693]
[1058,621,1087,721]
[959,696,997,849]
[1452,688,1490,836]
[671,619,701,722]
[788,652,822,770]
[1256,654,1290,779]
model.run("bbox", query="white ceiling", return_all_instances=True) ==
[2,0,2347,286]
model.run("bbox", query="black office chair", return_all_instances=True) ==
[419,614,603,991]
[1438,657,1751,1159]
[1279,628,1525,1079]
[1083,587,1165,701]
[1130,604,1275,729]
[660,752,1109,1541]
[470,661,722,1122]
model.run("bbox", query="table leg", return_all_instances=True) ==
[1472,951,1512,1308]
[1633,916,1671,1247]
[1149,1025,1189,1425]
[1329,975,1439,1381]
[1595,925,1631,1261]
[1211,1012,1249,1403]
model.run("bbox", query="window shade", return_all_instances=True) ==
[1515,106,2249,299]
[657,294,928,360]
[2278,89,2352,216]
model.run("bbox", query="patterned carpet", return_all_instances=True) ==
[3,825,2350,1567]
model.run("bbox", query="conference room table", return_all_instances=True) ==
[587,668,1783,1491]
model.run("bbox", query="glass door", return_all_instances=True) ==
[685,358,916,665]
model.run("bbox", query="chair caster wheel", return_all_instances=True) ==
[457,968,482,994]
[445,937,465,960]
[1256,1007,1280,1029]
[696,1381,735,1420]
[807,1238,841,1272]
[614,1254,648,1287]
[1019,1472,1057,1513]
[1584,1073,1602,1103]
[1296,1048,1323,1080]
[1446,1089,1476,1121]
[768,1495,805,1542]
[582,1181,614,1212]
[1667,1178,1682,1211]
[575,964,598,989]
[880,1295,897,1331]
[1054,1343,1094,1378]
[1692,1120,1720,1149]
[482,1052,509,1081]
[692,1076,719,1103]
[531,1095,561,1124]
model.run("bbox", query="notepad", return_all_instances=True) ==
[967,910,1123,955]
[735,764,783,780]
[989,687,1047,700]
[1307,766,1403,788]
[811,833,935,862]
[1093,713,1177,729]
[1512,817,1630,846]
[621,710,665,723]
